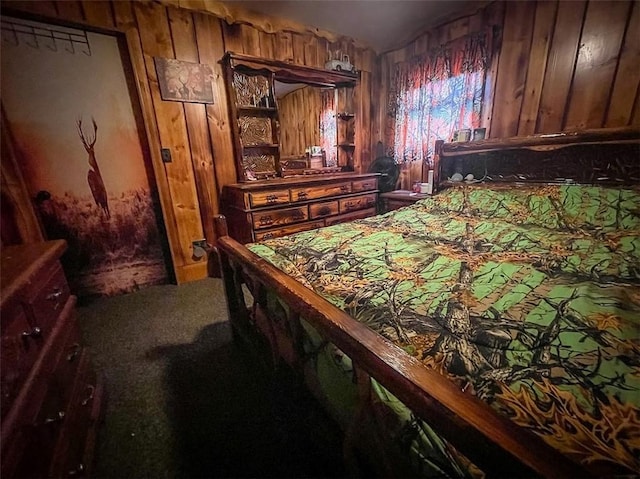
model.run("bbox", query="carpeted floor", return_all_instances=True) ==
[77,278,347,478]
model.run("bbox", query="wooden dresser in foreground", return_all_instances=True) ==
[1,240,103,478]
[221,173,379,243]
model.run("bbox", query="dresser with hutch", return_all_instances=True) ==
[221,53,378,243]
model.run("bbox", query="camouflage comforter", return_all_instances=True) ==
[248,184,640,474]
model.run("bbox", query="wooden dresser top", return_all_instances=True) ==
[1,240,67,306]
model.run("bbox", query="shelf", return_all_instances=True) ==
[242,143,280,149]
[238,106,277,115]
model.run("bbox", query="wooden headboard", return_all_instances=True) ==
[432,127,640,191]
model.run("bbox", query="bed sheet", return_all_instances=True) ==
[248,184,640,474]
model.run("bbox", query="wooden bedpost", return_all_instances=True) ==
[433,139,444,192]
[207,215,229,277]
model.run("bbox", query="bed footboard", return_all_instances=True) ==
[212,215,589,478]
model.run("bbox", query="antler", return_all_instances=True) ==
[76,116,98,150]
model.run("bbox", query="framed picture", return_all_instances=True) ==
[153,57,214,103]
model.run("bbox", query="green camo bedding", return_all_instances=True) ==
[247,184,640,474]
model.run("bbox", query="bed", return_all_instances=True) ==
[213,127,640,477]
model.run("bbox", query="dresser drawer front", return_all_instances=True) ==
[1,305,43,419]
[352,178,377,192]
[325,207,377,226]
[252,207,309,230]
[29,264,71,336]
[339,193,377,213]
[309,200,339,219]
[290,182,351,202]
[248,190,290,208]
[254,221,325,241]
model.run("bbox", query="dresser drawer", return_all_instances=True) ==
[29,263,70,337]
[1,304,43,420]
[309,200,339,219]
[252,207,308,230]
[290,182,351,202]
[352,178,377,192]
[339,193,377,213]
[325,207,377,226]
[247,190,290,208]
[49,351,103,479]
[254,221,325,241]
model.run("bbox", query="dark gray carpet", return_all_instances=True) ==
[77,278,347,478]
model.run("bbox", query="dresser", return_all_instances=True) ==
[1,240,103,478]
[221,173,379,243]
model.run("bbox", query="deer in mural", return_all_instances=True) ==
[77,117,110,219]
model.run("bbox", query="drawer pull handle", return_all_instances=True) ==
[68,463,85,477]
[345,202,357,210]
[81,385,95,406]
[266,194,278,204]
[67,343,81,362]
[362,183,371,189]
[22,327,42,339]
[262,233,274,240]
[297,191,308,200]
[46,288,63,300]
[259,216,273,226]
[292,210,305,220]
[44,410,65,424]
[340,185,349,192]
[317,206,331,216]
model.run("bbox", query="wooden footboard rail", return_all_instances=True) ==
[213,215,590,478]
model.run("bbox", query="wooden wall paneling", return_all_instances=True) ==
[1,106,45,244]
[275,31,294,62]
[222,21,244,54]
[358,71,372,173]
[112,3,181,281]
[169,7,219,247]
[303,33,319,67]
[564,0,631,130]
[112,0,136,30]
[54,1,85,23]
[258,31,276,60]
[316,37,329,68]
[134,1,204,282]
[6,1,57,17]
[239,23,261,57]
[605,1,640,127]
[79,0,115,29]
[291,33,305,65]
[194,15,238,193]
[481,1,505,136]
[516,0,558,136]
[535,1,586,133]
[490,0,536,138]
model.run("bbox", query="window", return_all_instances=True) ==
[388,32,490,166]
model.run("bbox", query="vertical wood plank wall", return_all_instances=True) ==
[4,0,637,281]
[1,0,376,283]
[376,0,639,188]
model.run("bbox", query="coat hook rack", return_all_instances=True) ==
[0,19,92,56]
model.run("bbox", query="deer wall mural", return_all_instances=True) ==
[77,116,110,219]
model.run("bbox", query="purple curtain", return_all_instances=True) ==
[388,32,489,166]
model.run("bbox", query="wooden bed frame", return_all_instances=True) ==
[212,127,639,478]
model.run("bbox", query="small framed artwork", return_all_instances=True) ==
[473,128,487,141]
[154,57,214,103]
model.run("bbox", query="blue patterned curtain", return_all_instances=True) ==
[388,32,489,166]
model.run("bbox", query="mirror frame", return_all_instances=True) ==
[222,52,358,182]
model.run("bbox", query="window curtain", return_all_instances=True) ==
[319,89,337,167]
[387,32,489,166]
